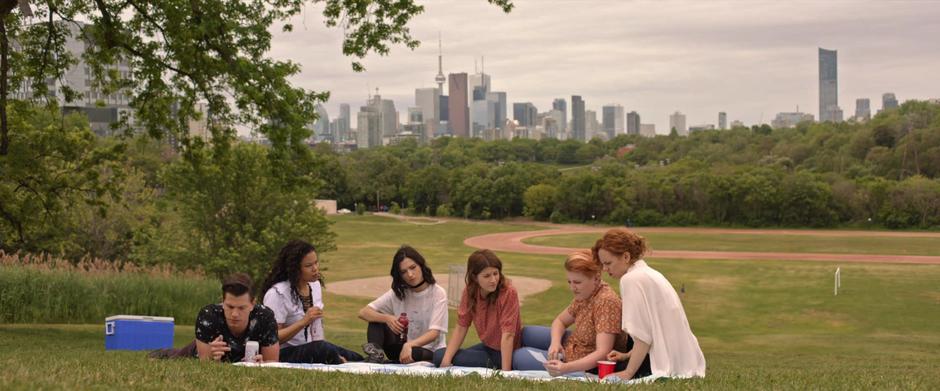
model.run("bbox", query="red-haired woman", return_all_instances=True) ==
[512,250,630,376]
[594,228,705,381]
[433,249,522,371]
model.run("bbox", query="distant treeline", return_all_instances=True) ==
[317,100,940,229]
[2,101,939,280]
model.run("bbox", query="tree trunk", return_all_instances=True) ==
[0,7,12,155]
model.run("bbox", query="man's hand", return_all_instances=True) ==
[399,343,414,364]
[208,335,230,361]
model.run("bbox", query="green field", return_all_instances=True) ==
[2,215,939,389]
[524,231,940,256]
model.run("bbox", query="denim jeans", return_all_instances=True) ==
[433,343,503,369]
[512,325,572,370]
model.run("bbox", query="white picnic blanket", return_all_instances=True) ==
[233,361,660,385]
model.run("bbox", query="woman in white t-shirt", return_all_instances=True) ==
[358,245,448,364]
[593,228,706,381]
[260,240,363,364]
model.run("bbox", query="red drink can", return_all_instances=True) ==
[597,360,616,379]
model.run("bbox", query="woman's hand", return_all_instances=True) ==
[543,359,567,377]
[384,314,404,335]
[399,342,414,364]
[439,360,453,368]
[302,307,323,325]
[547,343,563,361]
[607,349,629,362]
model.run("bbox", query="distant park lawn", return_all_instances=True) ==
[1,215,938,389]
[524,231,940,256]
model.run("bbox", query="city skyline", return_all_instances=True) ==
[268,0,939,135]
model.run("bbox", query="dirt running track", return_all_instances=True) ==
[463,227,940,265]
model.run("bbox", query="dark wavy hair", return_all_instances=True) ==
[464,249,507,312]
[390,245,436,300]
[260,240,319,306]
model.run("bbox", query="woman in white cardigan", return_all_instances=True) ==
[593,228,706,381]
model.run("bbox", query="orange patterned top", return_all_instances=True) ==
[563,282,628,361]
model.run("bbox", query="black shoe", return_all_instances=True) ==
[361,343,390,364]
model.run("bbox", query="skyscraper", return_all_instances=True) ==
[312,104,330,141]
[488,91,507,130]
[469,71,491,96]
[601,104,624,140]
[357,96,383,149]
[819,47,842,122]
[339,103,351,141]
[542,109,564,139]
[855,98,871,121]
[627,111,641,135]
[11,22,135,136]
[415,88,440,127]
[379,96,398,136]
[448,73,469,137]
[882,93,899,111]
[513,102,537,127]
[553,98,567,133]
[571,95,585,141]
[669,111,687,136]
[718,112,727,130]
[585,109,598,140]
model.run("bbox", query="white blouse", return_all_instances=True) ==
[262,280,325,346]
[620,260,706,378]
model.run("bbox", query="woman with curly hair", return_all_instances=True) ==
[593,228,705,381]
[260,239,363,364]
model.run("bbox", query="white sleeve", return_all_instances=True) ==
[367,289,397,315]
[262,288,288,324]
[621,276,653,345]
[311,281,324,309]
[428,287,449,332]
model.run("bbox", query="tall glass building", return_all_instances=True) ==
[818,48,841,122]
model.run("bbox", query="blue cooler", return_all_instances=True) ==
[105,315,175,351]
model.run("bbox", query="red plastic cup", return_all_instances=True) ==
[597,360,616,379]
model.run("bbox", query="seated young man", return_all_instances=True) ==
[149,273,280,363]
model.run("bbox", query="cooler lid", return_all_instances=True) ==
[105,315,175,322]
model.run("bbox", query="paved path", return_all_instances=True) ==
[463,227,940,265]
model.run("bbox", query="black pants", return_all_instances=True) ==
[367,322,434,362]
[591,335,651,379]
[280,340,344,364]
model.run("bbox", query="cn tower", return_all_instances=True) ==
[435,33,445,94]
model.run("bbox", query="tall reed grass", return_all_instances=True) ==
[1,251,218,324]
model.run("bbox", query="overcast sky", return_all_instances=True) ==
[268,0,940,134]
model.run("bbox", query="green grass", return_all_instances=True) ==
[524,231,940,256]
[2,215,939,389]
